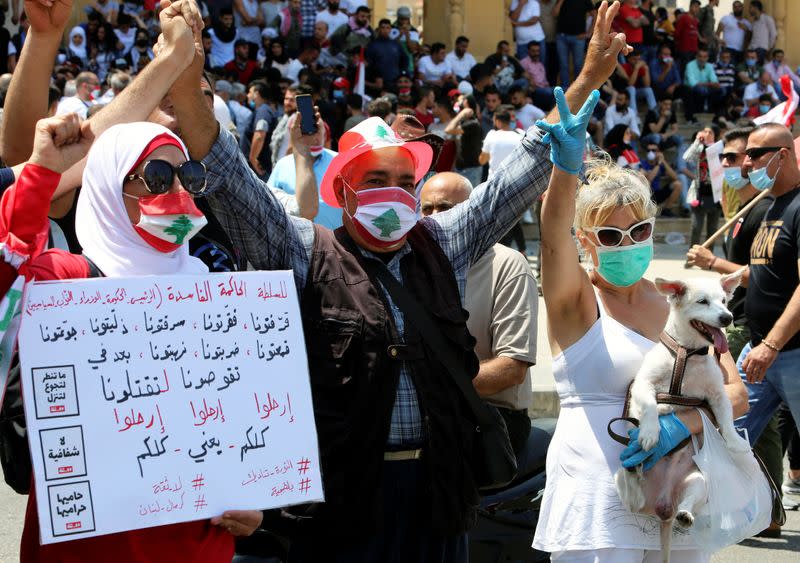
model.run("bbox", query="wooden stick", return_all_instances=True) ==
[700,189,773,249]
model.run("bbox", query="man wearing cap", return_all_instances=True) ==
[171,1,628,559]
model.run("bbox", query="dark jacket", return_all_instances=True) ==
[291,224,480,539]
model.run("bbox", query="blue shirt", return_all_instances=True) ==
[649,59,682,90]
[267,148,343,230]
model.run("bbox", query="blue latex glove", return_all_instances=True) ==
[620,412,691,471]
[535,86,600,175]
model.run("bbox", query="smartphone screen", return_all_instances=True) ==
[296,94,318,135]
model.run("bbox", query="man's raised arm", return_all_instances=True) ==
[428,0,630,269]
[167,1,311,280]
[1,0,74,165]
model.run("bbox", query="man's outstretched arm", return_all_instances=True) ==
[427,0,631,270]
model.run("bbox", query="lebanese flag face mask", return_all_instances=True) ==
[344,183,418,248]
[130,190,208,253]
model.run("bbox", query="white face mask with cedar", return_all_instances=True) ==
[133,191,208,253]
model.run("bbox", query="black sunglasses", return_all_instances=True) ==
[126,159,208,195]
[720,152,741,163]
[744,146,788,160]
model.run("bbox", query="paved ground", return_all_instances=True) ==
[1,234,798,561]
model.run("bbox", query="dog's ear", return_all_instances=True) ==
[655,278,687,300]
[720,268,746,297]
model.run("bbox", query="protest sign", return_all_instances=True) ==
[706,140,725,204]
[18,271,322,544]
[0,275,24,408]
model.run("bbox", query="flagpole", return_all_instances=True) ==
[700,189,773,249]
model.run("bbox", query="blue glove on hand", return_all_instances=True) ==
[535,86,600,175]
[620,412,691,472]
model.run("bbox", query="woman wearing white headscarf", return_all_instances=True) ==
[67,26,89,66]
[0,115,263,563]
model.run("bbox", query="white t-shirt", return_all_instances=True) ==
[743,81,778,103]
[417,55,452,83]
[315,9,348,37]
[514,103,545,130]
[284,59,306,83]
[114,27,136,55]
[510,0,545,45]
[719,14,752,52]
[482,129,522,178]
[56,96,91,120]
[208,28,238,68]
[445,51,477,79]
[214,95,234,130]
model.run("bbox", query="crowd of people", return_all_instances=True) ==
[2,0,794,245]
[0,0,800,562]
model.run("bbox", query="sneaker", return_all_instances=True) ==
[660,209,675,218]
[782,474,800,495]
[783,496,800,511]
[522,210,535,225]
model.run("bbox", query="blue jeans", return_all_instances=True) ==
[456,166,483,188]
[516,40,545,63]
[734,343,800,445]
[626,85,657,112]
[556,33,586,88]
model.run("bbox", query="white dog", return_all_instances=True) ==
[616,270,751,562]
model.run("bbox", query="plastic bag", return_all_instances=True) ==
[691,410,772,551]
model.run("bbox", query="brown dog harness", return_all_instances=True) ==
[606,332,712,448]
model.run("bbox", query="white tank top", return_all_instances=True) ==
[533,292,701,552]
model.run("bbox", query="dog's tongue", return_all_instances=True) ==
[709,326,729,354]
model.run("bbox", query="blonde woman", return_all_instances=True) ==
[531,87,749,562]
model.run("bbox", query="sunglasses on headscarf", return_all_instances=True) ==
[126,159,208,195]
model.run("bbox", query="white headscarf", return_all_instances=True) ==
[76,122,209,277]
[68,26,88,64]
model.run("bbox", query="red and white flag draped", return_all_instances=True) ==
[354,47,366,98]
[754,74,798,127]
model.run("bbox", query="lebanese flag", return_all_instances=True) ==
[354,47,366,98]
[754,74,798,127]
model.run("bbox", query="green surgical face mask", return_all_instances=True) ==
[594,240,654,287]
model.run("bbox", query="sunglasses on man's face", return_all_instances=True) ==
[126,159,208,195]
[584,218,655,247]
[720,151,742,161]
[744,146,788,160]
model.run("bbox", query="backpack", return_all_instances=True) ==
[0,256,103,494]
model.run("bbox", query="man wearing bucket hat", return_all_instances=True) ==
[171,2,630,560]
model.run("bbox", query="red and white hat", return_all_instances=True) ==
[320,117,433,208]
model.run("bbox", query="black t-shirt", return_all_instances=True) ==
[641,7,658,46]
[725,195,773,325]
[643,109,677,135]
[556,0,594,35]
[746,188,800,349]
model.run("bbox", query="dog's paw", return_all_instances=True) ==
[638,423,659,451]
[676,510,694,528]
[723,431,751,453]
